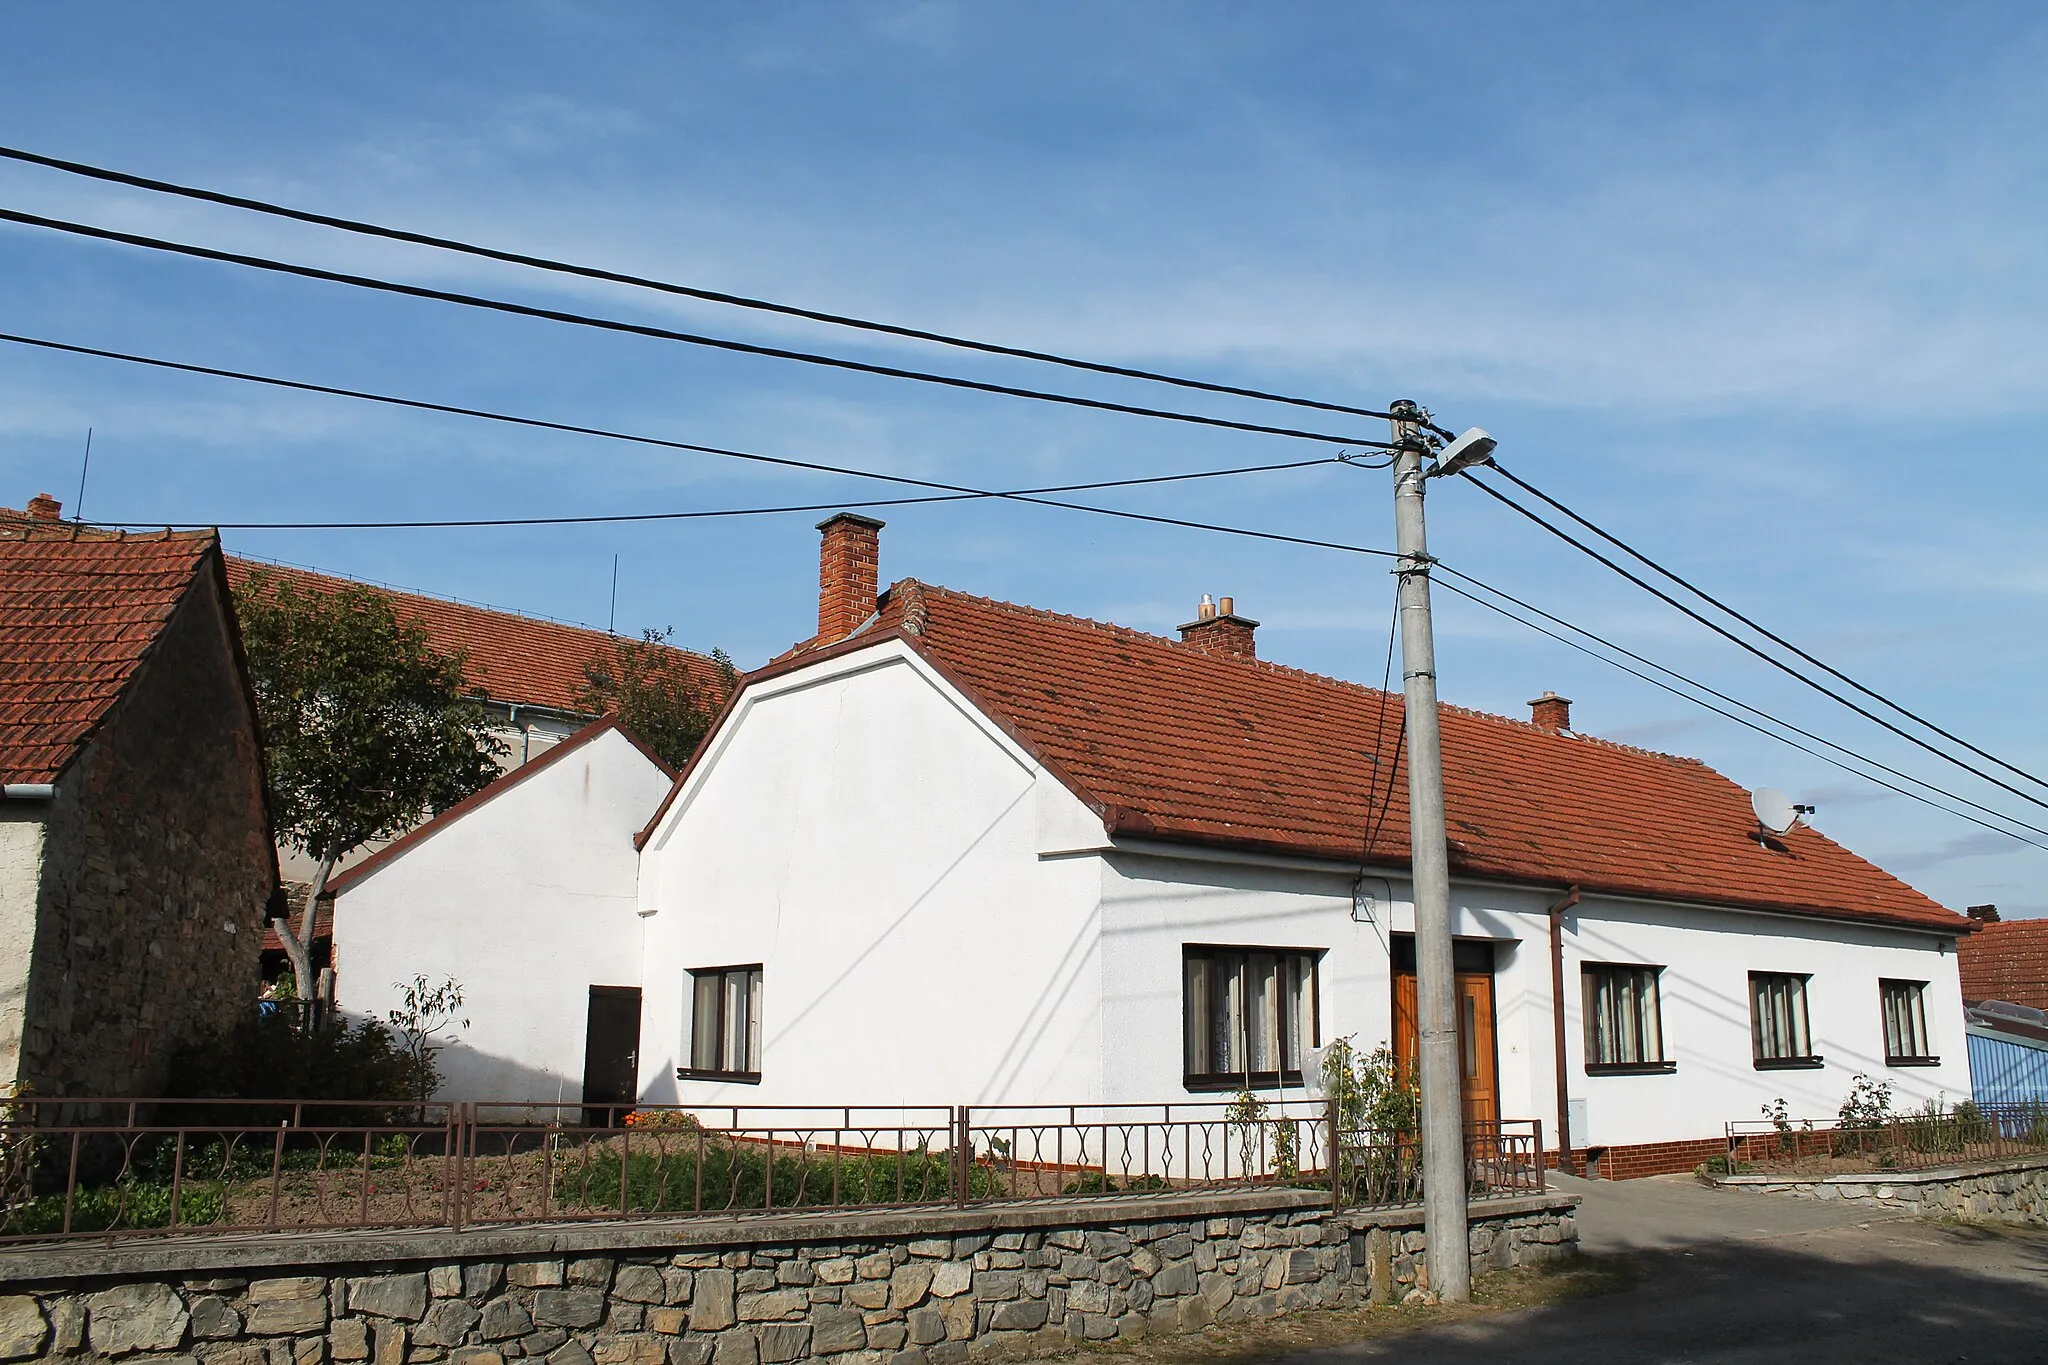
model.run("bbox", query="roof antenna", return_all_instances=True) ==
[73,427,92,523]
[607,554,620,636]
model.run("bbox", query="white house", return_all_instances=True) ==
[628,514,1973,1178]
[326,718,675,1114]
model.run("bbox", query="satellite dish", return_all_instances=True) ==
[1751,787,1798,835]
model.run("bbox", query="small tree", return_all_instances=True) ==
[235,571,506,999]
[577,628,736,770]
[386,975,469,1104]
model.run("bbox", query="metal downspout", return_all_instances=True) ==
[1547,885,1582,1177]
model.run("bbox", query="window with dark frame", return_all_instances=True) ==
[1749,971,1820,1068]
[1182,946,1321,1090]
[1880,979,1937,1065]
[1581,964,1672,1073]
[681,965,762,1081]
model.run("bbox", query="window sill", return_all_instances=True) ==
[1184,1072,1305,1093]
[676,1068,762,1085]
[1753,1056,1825,1071]
[1886,1056,1942,1068]
[1584,1061,1677,1076]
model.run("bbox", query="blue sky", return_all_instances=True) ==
[4,2,2047,914]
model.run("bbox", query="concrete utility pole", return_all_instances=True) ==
[1388,398,1472,1302]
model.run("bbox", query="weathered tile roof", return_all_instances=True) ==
[1959,919,2048,1008]
[0,520,219,784]
[222,558,727,715]
[734,579,1962,933]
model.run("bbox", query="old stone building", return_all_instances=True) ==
[0,494,277,1097]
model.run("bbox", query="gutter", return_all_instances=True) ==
[1,784,56,801]
[1547,884,1582,1177]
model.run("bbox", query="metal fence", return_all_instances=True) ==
[0,1098,1544,1243]
[1723,1101,2048,1175]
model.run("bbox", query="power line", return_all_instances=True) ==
[97,463,1339,531]
[1484,461,2048,797]
[0,208,1399,451]
[1435,576,2048,854]
[0,143,1445,435]
[1460,465,2048,817]
[0,331,1399,558]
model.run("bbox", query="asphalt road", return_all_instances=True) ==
[1278,1175,2048,1365]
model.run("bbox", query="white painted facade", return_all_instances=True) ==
[330,724,672,1111]
[634,643,1972,1150]
[0,811,43,1090]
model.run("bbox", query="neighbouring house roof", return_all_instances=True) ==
[1960,919,2048,1010]
[322,716,674,902]
[222,557,727,715]
[0,519,223,785]
[654,578,1964,935]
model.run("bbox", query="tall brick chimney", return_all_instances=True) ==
[1527,691,1572,732]
[25,492,61,521]
[816,513,885,643]
[1178,594,1258,661]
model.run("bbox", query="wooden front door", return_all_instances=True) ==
[1391,939,1500,1129]
[581,985,643,1127]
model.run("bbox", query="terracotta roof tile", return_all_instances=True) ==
[817,580,1963,933]
[1959,919,2048,1009]
[222,558,727,714]
[0,521,217,784]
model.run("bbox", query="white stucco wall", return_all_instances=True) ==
[636,642,1104,1109]
[0,812,43,1091]
[330,725,673,1109]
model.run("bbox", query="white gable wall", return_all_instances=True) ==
[331,726,672,1108]
[636,643,1105,1108]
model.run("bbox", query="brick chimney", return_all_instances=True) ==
[25,492,61,521]
[1527,691,1572,732]
[816,513,885,643]
[1178,594,1259,661]
[1968,903,2002,924]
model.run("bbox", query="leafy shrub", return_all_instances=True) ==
[554,1137,1005,1213]
[163,1013,427,1122]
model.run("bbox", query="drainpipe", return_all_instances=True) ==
[1547,884,1582,1178]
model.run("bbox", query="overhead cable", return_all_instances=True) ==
[0,208,1397,451]
[1436,577,2048,854]
[96,463,1338,531]
[1460,466,2048,816]
[0,144,1442,434]
[0,331,1398,558]
[1484,462,2048,796]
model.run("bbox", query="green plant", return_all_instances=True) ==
[1226,1090,1269,1176]
[1321,1037,1423,1203]
[386,975,469,1104]
[163,1012,424,1120]
[1838,1074,1894,1130]
[577,629,737,771]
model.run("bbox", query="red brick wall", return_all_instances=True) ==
[817,514,883,643]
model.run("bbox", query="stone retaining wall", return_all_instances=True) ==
[0,1191,1577,1364]
[1708,1153,2048,1225]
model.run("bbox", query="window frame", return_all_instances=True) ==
[1749,971,1823,1070]
[1181,944,1323,1092]
[678,963,764,1083]
[1879,979,1939,1067]
[1580,962,1675,1075]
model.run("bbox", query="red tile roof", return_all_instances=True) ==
[0,520,221,784]
[223,558,727,715]
[672,579,1962,934]
[1959,919,2048,1009]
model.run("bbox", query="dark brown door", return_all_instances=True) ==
[1391,939,1500,1129]
[581,986,642,1127]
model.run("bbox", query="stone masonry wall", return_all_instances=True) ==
[23,564,275,1098]
[1712,1153,2048,1226]
[0,1193,1577,1365]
